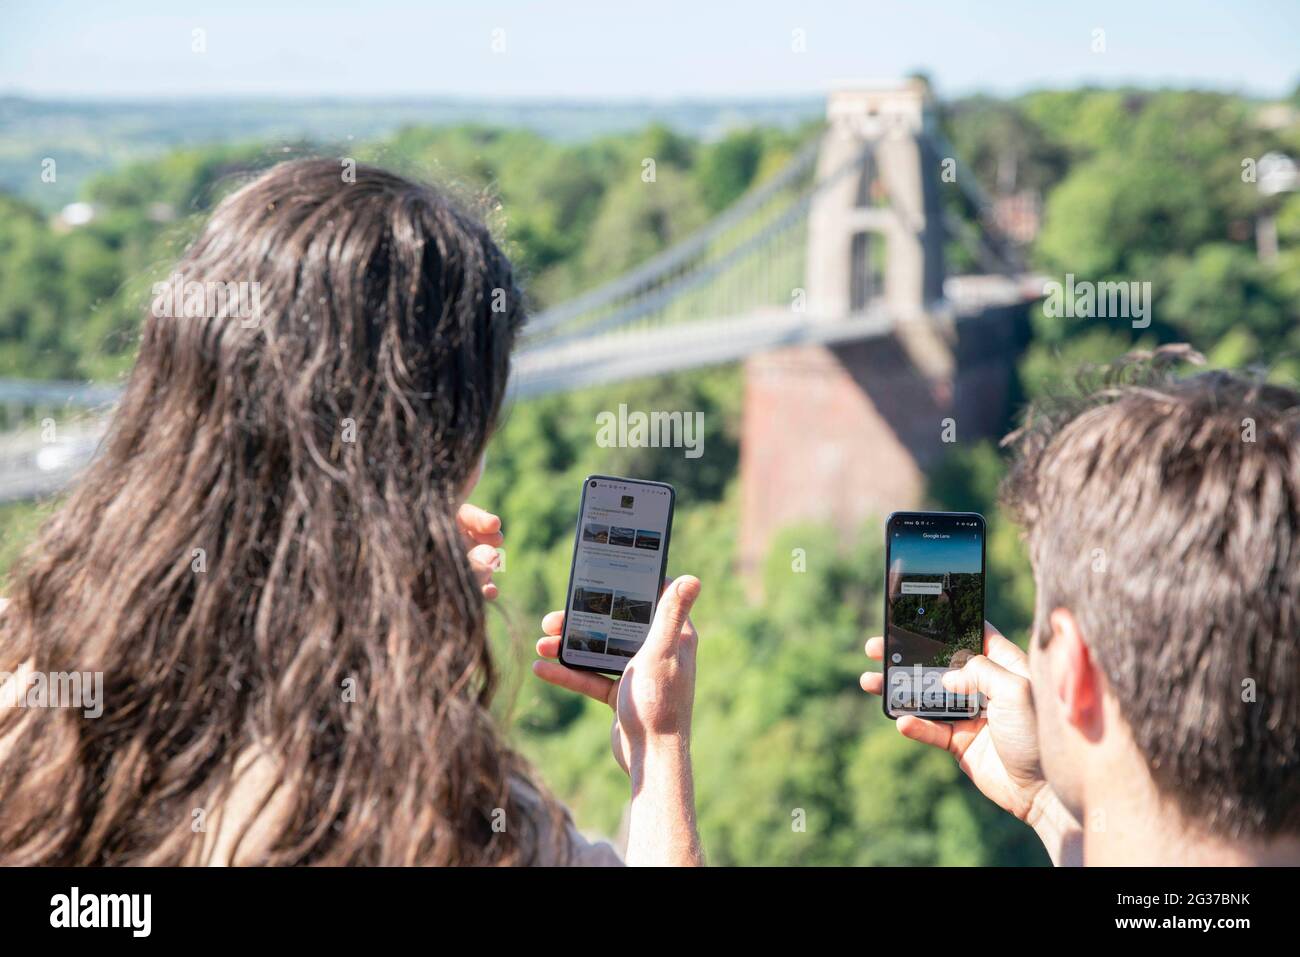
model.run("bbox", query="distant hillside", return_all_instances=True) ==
[0,95,822,210]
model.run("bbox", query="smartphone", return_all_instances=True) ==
[558,475,676,675]
[883,511,986,720]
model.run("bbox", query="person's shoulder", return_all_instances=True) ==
[562,826,624,867]
[511,777,624,867]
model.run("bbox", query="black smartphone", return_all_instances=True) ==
[883,511,986,720]
[558,475,675,675]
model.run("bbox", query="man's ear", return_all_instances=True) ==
[1046,608,1103,740]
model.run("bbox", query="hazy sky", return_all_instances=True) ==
[3,0,1296,100]
[891,531,982,575]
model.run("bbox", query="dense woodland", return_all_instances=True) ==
[2,86,1299,863]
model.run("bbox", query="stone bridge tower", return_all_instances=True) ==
[738,81,1025,576]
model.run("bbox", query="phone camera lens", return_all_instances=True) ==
[590,480,597,488]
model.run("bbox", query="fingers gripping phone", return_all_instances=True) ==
[883,511,986,720]
[559,475,675,676]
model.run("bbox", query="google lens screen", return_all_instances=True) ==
[885,513,985,718]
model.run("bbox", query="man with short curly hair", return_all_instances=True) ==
[863,346,1300,864]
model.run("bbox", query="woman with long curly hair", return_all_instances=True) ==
[0,159,703,866]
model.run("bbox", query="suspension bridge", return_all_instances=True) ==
[0,83,1041,561]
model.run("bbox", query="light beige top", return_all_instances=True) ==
[194,752,624,865]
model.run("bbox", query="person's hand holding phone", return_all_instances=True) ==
[861,622,1082,865]
[534,575,704,865]
[535,576,701,769]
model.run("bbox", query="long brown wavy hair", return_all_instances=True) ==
[0,158,570,865]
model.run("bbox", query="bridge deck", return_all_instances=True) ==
[0,277,1039,504]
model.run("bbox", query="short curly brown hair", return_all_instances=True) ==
[1000,344,1300,839]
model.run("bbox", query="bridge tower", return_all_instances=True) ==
[738,81,1022,575]
[805,81,945,320]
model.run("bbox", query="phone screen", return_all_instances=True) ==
[884,512,986,719]
[559,476,675,675]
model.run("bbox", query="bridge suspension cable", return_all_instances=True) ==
[522,136,890,348]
